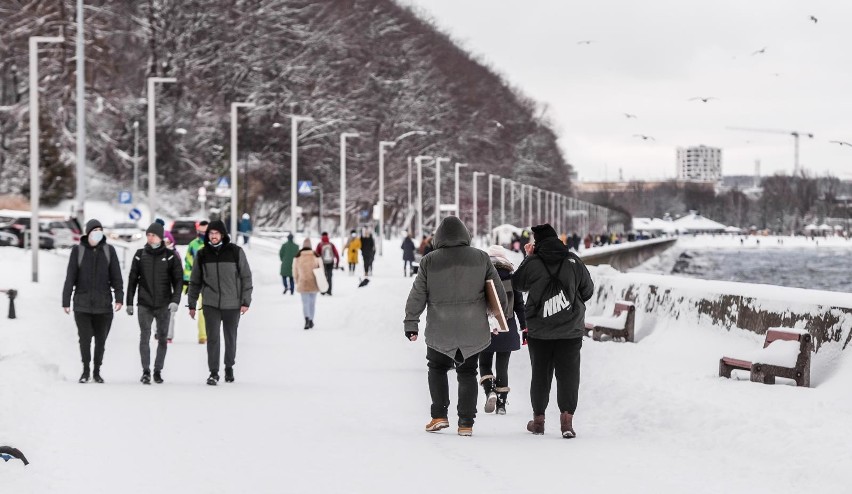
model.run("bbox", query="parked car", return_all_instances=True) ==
[41,220,76,248]
[169,219,199,245]
[107,222,143,242]
[0,209,81,249]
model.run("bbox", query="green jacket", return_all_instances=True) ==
[279,240,300,276]
[184,236,205,281]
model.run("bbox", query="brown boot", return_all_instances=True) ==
[526,414,545,435]
[425,417,450,432]
[560,412,576,438]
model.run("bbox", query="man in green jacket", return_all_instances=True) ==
[184,220,208,343]
[279,233,299,295]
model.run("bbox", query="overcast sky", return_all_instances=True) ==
[397,0,852,181]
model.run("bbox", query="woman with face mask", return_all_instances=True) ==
[343,230,361,275]
[61,219,124,384]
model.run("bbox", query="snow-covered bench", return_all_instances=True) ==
[584,301,635,342]
[719,328,812,387]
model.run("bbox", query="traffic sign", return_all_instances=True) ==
[129,208,142,221]
[298,181,313,195]
[360,210,370,219]
[118,191,132,204]
[215,177,231,197]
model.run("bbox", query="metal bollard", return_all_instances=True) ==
[2,289,17,319]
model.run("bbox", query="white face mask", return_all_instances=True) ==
[88,231,104,244]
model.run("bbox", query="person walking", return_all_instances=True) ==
[238,213,252,245]
[314,232,339,295]
[186,220,253,386]
[61,219,124,383]
[126,222,183,384]
[163,231,181,343]
[512,223,594,438]
[404,216,507,437]
[360,230,375,277]
[401,232,416,277]
[293,238,322,329]
[184,220,208,344]
[344,230,361,275]
[279,233,299,295]
[479,245,527,415]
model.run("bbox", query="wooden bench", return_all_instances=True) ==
[584,301,635,342]
[719,328,812,387]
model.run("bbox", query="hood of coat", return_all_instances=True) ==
[433,216,470,249]
[534,236,569,263]
[205,220,231,248]
[490,256,515,274]
[295,247,315,258]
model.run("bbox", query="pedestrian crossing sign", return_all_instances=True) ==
[298,181,313,195]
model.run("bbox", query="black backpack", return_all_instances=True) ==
[535,258,575,324]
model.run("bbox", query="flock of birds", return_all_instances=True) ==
[575,14,849,150]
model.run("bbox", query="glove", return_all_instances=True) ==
[405,331,418,341]
[126,306,134,316]
[168,302,179,313]
[521,328,528,346]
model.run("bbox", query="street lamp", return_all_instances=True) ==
[454,163,468,218]
[472,171,485,245]
[147,76,177,223]
[377,130,427,256]
[500,177,507,225]
[434,157,450,228]
[415,155,434,239]
[28,35,64,283]
[75,0,86,224]
[230,102,255,236]
[339,131,359,247]
[290,115,313,235]
[132,120,140,202]
[488,174,497,237]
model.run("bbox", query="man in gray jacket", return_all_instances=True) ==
[404,216,507,436]
[186,220,253,385]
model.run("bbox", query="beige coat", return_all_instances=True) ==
[293,249,323,293]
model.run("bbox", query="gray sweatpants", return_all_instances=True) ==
[204,306,241,373]
[138,306,170,372]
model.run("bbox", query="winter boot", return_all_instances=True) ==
[458,418,474,437]
[224,367,234,383]
[424,417,450,432]
[304,317,311,330]
[78,366,90,384]
[560,412,576,439]
[140,370,151,385]
[480,375,497,413]
[92,366,104,384]
[153,371,163,384]
[495,387,509,415]
[527,414,545,435]
[206,373,220,386]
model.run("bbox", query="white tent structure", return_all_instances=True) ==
[672,211,727,234]
[818,223,833,232]
[490,224,522,246]
[804,223,818,232]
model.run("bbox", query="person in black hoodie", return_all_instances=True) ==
[186,220,253,385]
[512,223,594,438]
[62,219,124,383]
[479,245,527,415]
[126,222,183,384]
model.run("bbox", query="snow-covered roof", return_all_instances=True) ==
[672,212,727,232]
[819,223,833,231]
[804,223,818,231]
[724,225,743,233]
[633,217,676,233]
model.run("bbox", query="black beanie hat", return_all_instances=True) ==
[206,220,228,242]
[85,219,103,234]
[531,224,558,243]
[145,222,164,240]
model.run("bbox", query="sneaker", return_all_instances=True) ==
[153,371,163,384]
[527,414,545,435]
[140,370,151,385]
[424,418,450,432]
[78,369,90,383]
[224,367,234,383]
[92,369,104,384]
[458,419,474,437]
[206,373,219,386]
[560,412,576,439]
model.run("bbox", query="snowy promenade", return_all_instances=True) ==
[1,238,850,493]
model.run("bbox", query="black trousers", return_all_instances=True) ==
[363,256,374,276]
[427,348,478,422]
[323,263,334,294]
[204,306,241,373]
[74,312,113,369]
[527,337,582,415]
[478,351,511,389]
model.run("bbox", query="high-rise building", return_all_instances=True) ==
[676,145,722,182]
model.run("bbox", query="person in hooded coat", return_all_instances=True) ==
[401,232,416,277]
[512,223,594,439]
[404,216,507,437]
[279,233,299,294]
[344,230,361,275]
[314,232,340,295]
[293,238,323,329]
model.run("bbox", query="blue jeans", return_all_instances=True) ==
[301,293,317,319]
[282,275,294,293]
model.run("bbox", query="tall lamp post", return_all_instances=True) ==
[339,131,359,247]
[454,162,468,217]
[132,120,140,202]
[147,76,177,223]
[29,35,64,283]
[472,171,485,246]
[230,102,255,236]
[434,157,450,228]
[500,177,506,225]
[75,0,86,222]
[415,155,434,239]
[488,174,497,236]
[377,130,427,255]
[290,115,313,235]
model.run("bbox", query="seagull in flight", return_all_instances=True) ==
[829,140,852,147]
[633,134,655,141]
[624,113,638,119]
[689,97,717,103]
[751,47,767,56]
[577,40,594,45]
[809,15,818,24]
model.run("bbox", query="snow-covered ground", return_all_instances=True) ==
[2,236,850,493]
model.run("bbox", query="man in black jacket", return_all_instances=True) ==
[62,219,124,383]
[512,223,594,438]
[126,222,183,384]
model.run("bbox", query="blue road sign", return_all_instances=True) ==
[129,208,142,221]
[360,210,370,219]
[298,181,313,195]
[216,177,230,189]
[119,191,132,204]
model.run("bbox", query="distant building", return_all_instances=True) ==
[676,145,722,182]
